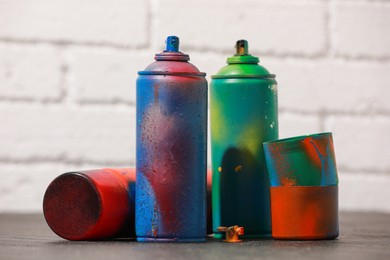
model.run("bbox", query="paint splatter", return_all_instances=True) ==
[280,177,296,186]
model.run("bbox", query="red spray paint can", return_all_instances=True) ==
[43,168,135,240]
[43,168,213,240]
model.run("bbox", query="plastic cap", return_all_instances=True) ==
[165,36,180,52]
[235,40,249,56]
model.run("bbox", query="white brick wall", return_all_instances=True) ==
[0,0,148,47]
[0,103,135,164]
[266,58,390,113]
[0,44,62,101]
[70,48,150,104]
[0,0,389,213]
[325,115,390,171]
[332,0,390,59]
[153,0,327,56]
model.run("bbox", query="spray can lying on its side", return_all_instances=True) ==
[43,168,213,241]
[136,36,208,242]
[210,40,278,238]
[43,168,135,240]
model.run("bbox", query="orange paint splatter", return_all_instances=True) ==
[280,177,296,186]
[302,137,327,168]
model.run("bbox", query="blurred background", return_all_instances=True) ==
[0,0,389,213]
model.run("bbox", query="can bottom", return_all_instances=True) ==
[43,173,102,240]
[272,232,339,241]
[136,237,206,243]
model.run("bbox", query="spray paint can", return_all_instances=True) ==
[136,36,208,242]
[43,168,135,240]
[210,40,278,238]
[43,168,213,241]
[263,133,339,240]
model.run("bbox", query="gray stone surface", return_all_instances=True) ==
[1,212,390,260]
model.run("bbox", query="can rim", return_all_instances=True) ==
[263,132,333,146]
[138,71,206,76]
[211,74,275,79]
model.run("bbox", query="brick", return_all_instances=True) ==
[340,172,390,213]
[325,115,390,172]
[0,0,147,47]
[266,58,390,113]
[0,162,113,212]
[333,1,390,58]
[70,48,151,104]
[154,0,326,56]
[0,104,136,164]
[0,44,61,100]
[279,112,321,139]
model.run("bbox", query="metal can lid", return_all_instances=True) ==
[138,36,206,76]
[43,173,102,240]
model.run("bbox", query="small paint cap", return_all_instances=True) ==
[165,35,180,52]
[217,226,244,243]
[43,168,135,240]
[263,132,339,240]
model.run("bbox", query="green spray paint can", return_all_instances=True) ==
[210,40,278,238]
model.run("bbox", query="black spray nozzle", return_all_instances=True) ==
[235,40,248,55]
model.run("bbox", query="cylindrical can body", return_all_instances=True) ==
[211,40,278,238]
[270,186,339,240]
[136,36,208,242]
[263,132,339,240]
[43,168,135,240]
[43,167,213,240]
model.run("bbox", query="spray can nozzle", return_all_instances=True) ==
[235,40,248,56]
[165,36,180,52]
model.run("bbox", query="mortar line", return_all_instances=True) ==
[57,46,69,105]
[1,37,389,62]
[324,0,332,58]
[0,157,134,167]
[338,167,390,175]
[279,108,390,118]
[0,38,148,51]
[145,0,152,49]
[0,100,136,113]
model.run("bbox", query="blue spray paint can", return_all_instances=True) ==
[136,36,208,242]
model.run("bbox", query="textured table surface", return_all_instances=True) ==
[1,212,390,260]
